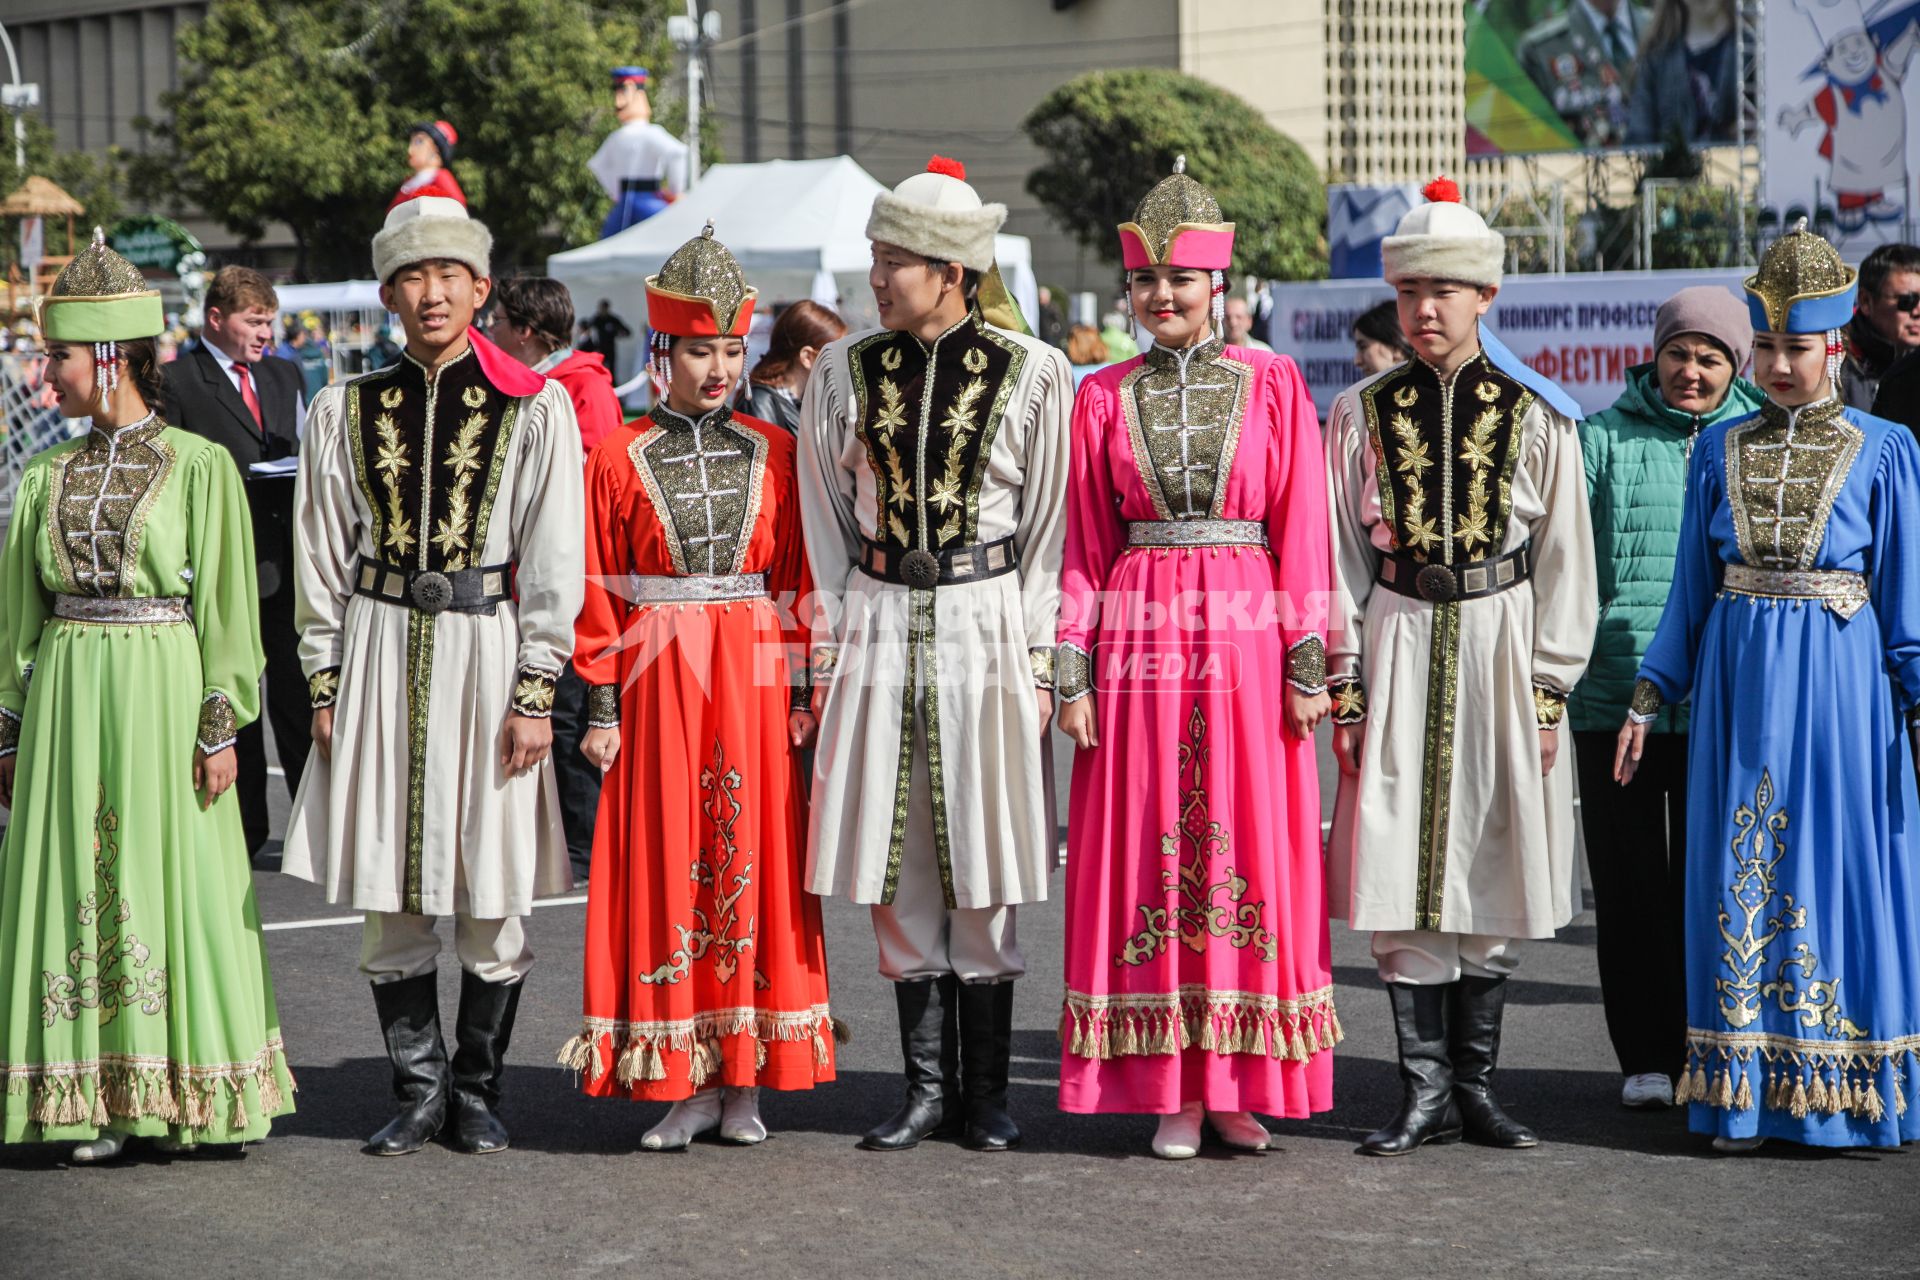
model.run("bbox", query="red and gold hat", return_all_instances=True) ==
[1117,156,1234,272]
[644,221,756,338]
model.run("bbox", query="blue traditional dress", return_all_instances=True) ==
[1635,228,1920,1149]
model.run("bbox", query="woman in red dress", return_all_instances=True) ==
[557,224,836,1149]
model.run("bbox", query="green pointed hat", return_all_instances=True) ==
[35,227,164,343]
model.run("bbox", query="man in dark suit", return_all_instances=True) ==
[164,265,310,858]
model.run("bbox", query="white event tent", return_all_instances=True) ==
[547,156,1040,388]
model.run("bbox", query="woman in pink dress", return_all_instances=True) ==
[1054,159,1337,1159]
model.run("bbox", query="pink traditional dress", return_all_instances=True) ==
[1055,166,1338,1118]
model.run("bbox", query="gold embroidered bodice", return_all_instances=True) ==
[849,310,1027,552]
[630,404,767,576]
[1724,397,1863,569]
[47,413,174,596]
[347,346,520,573]
[1120,337,1252,520]
[1358,353,1533,564]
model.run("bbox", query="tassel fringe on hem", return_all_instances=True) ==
[2,1041,295,1136]
[555,1007,843,1089]
[1674,1034,1917,1123]
[1059,987,1342,1062]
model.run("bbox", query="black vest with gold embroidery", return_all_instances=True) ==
[848,310,1027,552]
[345,346,522,574]
[1358,352,1533,564]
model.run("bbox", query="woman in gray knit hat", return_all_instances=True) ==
[1570,284,1761,1111]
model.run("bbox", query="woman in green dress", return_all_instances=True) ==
[0,231,294,1161]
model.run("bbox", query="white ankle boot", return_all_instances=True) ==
[1152,1102,1204,1159]
[719,1087,767,1145]
[1209,1110,1270,1151]
[642,1091,722,1151]
[1621,1073,1674,1109]
[70,1131,128,1164]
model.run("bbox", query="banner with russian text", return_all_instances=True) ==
[1268,270,1744,419]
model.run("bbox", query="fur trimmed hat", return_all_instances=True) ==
[1382,177,1505,289]
[372,196,492,285]
[865,155,1006,273]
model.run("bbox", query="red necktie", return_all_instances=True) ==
[234,362,264,433]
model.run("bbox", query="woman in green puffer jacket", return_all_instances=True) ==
[1571,286,1762,1113]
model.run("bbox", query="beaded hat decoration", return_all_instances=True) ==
[36,226,165,397]
[1746,219,1858,397]
[1117,156,1236,332]
[1745,219,1857,336]
[644,221,757,387]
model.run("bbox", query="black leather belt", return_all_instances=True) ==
[1375,542,1532,604]
[859,536,1018,590]
[354,556,513,615]
[619,178,663,195]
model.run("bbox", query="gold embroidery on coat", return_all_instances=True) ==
[1718,770,1869,1039]
[373,411,416,558]
[1725,401,1863,570]
[431,409,489,569]
[41,786,168,1027]
[639,738,757,986]
[1115,705,1278,967]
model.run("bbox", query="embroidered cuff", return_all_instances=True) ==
[0,706,19,759]
[1286,635,1328,695]
[511,667,560,718]
[1030,646,1055,690]
[308,667,341,710]
[1329,676,1367,725]
[810,645,840,685]
[585,683,620,729]
[1533,682,1569,729]
[198,692,238,754]
[1056,642,1093,704]
[1628,677,1663,726]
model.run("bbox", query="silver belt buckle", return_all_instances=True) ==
[411,570,454,614]
[1414,564,1458,602]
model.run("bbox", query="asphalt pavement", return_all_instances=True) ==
[2,727,1915,1280]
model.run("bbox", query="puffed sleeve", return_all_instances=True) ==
[763,431,817,712]
[1012,346,1072,687]
[0,462,52,757]
[1869,424,1920,711]
[1263,355,1332,696]
[573,439,630,729]
[292,386,357,710]
[505,382,586,718]
[795,342,862,688]
[186,444,266,752]
[1324,388,1379,724]
[1055,372,1124,704]
[1523,403,1598,727]
[1635,425,1727,717]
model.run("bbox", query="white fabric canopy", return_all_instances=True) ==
[547,156,1039,387]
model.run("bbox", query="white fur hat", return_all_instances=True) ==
[865,156,1006,273]
[1382,177,1505,289]
[372,196,493,285]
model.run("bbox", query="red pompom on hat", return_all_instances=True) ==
[1422,175,1461,204]
[926,155,967,181]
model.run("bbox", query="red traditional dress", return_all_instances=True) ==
[557,227,835,1102]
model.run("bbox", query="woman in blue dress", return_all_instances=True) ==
[1616,223,1920,1153]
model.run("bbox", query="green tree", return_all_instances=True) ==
[0,116,129,273]
[1023,68,1324,282]
[157,0,683,280]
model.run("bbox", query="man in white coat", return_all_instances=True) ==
[798,156,1070,1153]
[1324,178,1597,1157]
[283,197,585,1156]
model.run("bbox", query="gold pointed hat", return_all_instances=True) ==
[1117,156,1234,271]
[645,221,757,337]
[1745,220,1857,334]
[35,227,164,342]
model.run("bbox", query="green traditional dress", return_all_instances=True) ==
[0,413,293,1144]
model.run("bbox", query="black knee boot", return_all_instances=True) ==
[1361,982,1464,1157]
[956,981,1020,1152]
[367,973,449,1156]
[450,971,523,1154]
[1450,975,1538,1148]
[862,978,958,1151]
